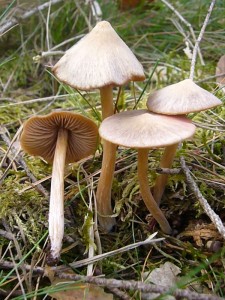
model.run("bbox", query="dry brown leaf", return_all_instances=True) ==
[178,221,221,247]
[49,279,113,300]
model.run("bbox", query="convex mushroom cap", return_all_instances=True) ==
[99,109,196,148]
[147,79,222,115]
[20,111,99,163]
[52,20,145,90]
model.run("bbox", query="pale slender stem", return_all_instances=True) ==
[138,149,172,234]
[96,86,116,231]
[96,141,117,231]
[49,128,68,262]
[153,143,179,205]
[100,86,114,119]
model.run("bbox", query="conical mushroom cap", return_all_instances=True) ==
[147,79,222,115]
[52,21,145,90]
[99,109,196,148]
[20,112,99,163]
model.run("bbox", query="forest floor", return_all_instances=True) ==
[0,0,225,299]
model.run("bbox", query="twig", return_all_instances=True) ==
[161,0,204,66]
[0,126,49,197]
[189,0,216,80]
[69,234,162,269]
[1,220,30,293]
[33,50,65,61]
[0,260,224,300]
[180,157,225,239]
[9,248,27,299]
[155,167,181,175]
[196,72,225,83]
[73,0,92,31]
[86,0,102,23]
[0,0,63,36]
[106,287,130,300]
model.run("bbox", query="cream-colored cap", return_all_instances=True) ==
[20,112,99,163]
[99,109,196,148]
[147,79,222,115]
[52,21,145,90]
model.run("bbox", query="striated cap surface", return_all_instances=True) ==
[52,21,145,90]
[99,109,196,148]
[147,79,222,115]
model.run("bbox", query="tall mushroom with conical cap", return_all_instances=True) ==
[99,109,196,234]
[52,20,145,231]
[20,112,99,264]
[146,79,222,205]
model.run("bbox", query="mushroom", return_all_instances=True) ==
[99,109,196,234]
[20,111,99,264]
[52,20,145,231]
[216,55,225,93]
[147,79,222,115]
[146,79,222,205]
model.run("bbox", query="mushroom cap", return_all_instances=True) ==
[216,55,225,85]
[147,79,222,115]
[20,112,99,164]
[99,109,196,148]
[52,21,145,90]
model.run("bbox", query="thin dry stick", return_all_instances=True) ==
[0,127,49,197]
[1,220,30,293]
[0,261,223,300]
[180,157,225,239]
[69,234,162,269]
[161,0,204,65]
[181,0,225,239]
[0,0,63,36]
[189,0,216,80]
[106,287,130,300]
[8,248,27,299]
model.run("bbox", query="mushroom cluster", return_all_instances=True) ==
[53,20,145,231]
[20,20,223,264]
[52,20,221,234]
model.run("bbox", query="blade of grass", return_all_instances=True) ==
[133,60,159,109]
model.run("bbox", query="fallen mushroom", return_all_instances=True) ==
[99,109,196,234]
[146,79,222,205]
[52,20,145,231]
[20,111,99,264]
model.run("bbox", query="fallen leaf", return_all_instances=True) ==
[49,279,113,300]
[142,262,181,300]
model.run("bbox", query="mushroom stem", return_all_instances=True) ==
[49,128,68,261]
[153,143,179,205]
[96,85,116,231]
[137,148,172,234]
[100,86,114,119]
[96,140,117,231]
